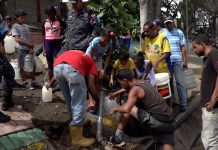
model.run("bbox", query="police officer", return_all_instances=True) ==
[0,15,15,122]
[61,0,101,52]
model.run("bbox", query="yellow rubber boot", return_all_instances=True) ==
[69,125,95,147]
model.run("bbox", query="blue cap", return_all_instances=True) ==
[154,18,161,26]
[164,16,174,24]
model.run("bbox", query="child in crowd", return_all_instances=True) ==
[42,6,64,84]
[12,9,41,89]
[86,28,114,110]
[109,51,136,88]
[86,28,113,79]
[5,16,13,36]
[134,52,156,87]
[121,29,131,51]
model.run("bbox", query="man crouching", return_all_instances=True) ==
[110,69,175,150]
[52,50,99,147]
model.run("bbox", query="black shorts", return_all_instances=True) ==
[137,108,175,146]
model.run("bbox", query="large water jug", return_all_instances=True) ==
[34,56,44,73]
[42,85,53,102]
[103,96,121,120]
[10,59,21,80]
[24,54,34,72]
[183,68,197,90]
[4,35,16,54]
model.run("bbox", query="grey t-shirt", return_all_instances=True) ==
[135,82,174,122]
[12,23,31,50]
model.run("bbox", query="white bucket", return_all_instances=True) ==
[42,85,53,102]
[155,73,172,99]
[10,59,21,80]
[4,35,16,54]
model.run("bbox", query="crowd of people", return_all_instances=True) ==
[0,0,218,150]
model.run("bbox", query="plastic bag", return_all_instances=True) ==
[34,56,44,73]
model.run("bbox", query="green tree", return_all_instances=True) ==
[88,0,139,37]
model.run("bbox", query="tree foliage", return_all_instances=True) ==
[88,0,139,37]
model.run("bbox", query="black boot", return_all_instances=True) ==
[0,111,11,123]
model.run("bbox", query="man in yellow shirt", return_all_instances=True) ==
[109,51,135,88]
[142,21,171,74]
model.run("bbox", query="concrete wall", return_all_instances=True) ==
[6,0,59,25]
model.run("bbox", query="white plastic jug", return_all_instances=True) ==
[155,73,172,99]
[103,96,121,120]
[4,35,16,54]
[42,85,53,102]
[10,59,21,80]
[34,56,44,73]
[183,68,197,90]
[24,54,34,72]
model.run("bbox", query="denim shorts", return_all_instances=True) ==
[16,48,29,69]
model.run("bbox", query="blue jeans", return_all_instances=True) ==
[172,61,187,106]
[54,64,87,126]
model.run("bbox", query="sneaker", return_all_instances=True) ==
[109,134,125,147]
[0,111,11,123]
[30,81,42,90]
[1,102,14,111]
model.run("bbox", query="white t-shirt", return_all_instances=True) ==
[136,60,156,86]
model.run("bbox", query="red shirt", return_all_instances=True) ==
[54,50,97,76]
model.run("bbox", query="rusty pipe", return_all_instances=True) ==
[96,90,108,146]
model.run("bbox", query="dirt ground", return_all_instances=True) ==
[1,72,145,150]
[0,50,204,150]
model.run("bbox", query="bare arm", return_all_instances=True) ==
[0,42,5,54]
[103,48,112,72]
[112,86,139,114]
[109,88,127,98]
[142,61,152,80]
[181,45,188,67]
[109,68,116,87]
[87,74,99,103]
[205,76,218,111]
[14,35,34,49]
[153,52,170,69]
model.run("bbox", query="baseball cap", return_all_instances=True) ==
[70,0,89,3]
[153,18,161,26]
[164,16,174,24]
[14,9,27,18]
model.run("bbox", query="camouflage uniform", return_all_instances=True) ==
[0,54,15,104]
[61,7,101,52]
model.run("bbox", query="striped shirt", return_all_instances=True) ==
[164,28,186,62]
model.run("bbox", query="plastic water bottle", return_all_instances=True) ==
[24,54,34,72]
[103,96,121,120]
